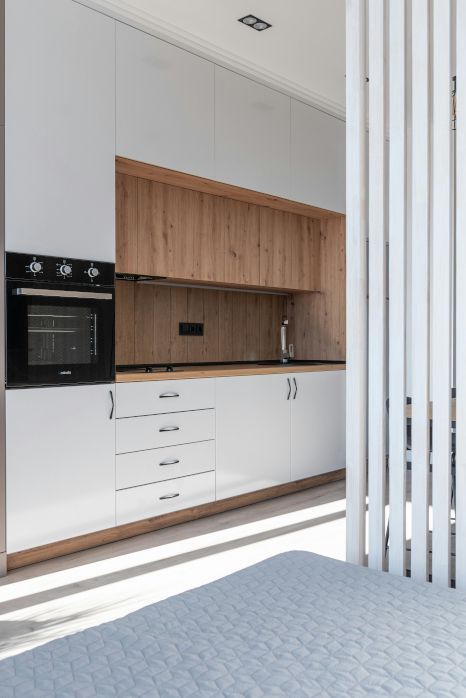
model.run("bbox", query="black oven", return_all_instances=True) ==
[6,252,115,387]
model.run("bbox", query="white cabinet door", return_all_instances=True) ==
[291,370,346,480]
[215,67,291,198]
[6,385,116,552]
[5,0,115,261]
[291,100,345,213]
[116,23,214,179]
[216,375,291,500]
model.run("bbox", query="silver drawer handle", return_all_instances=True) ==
[159,458,180,466]
[159,493,180,500]
[159,426,180,432]
[159,392,180,398]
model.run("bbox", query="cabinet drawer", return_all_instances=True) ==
[116,471,215,525]
[116,409,215,454]
[116,440,215,490]
[116,379,215,418]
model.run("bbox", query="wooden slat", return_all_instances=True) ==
[456,0,466,591]
[410,0,431,583]
[388,0,407,577]
[345,0,367,565]
[116,156,342,220]
[367,0,387,571]
[431,0,452,587]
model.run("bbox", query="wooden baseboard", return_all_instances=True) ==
[7,469,345,571]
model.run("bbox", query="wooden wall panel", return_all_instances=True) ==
[116,282,288,365]
[288,216,346,360]
[115,280,135,365]
[116,174,138,274]
[259,295,287,360]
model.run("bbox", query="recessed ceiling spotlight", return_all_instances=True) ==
[238,15,272,31]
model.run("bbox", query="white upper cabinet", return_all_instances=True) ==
[215,67,291,199]
[291,100,346,213]
[116,24,215,179]
[5,0,116,261]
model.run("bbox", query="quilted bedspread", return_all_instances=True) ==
[1,551,466,696]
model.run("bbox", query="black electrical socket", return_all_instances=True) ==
[179,322,204,337]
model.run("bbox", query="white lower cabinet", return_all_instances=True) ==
[290,370,346,480]
[6,385,116,553]
[216,375,292,500]
[116,409,215,454]
[116,471,215,526]
[116,441,215,490]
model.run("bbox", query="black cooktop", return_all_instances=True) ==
[116,359,345,374]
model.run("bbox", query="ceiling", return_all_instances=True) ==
[85,0,346,118]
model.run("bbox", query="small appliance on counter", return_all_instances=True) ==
[6,252,115,387]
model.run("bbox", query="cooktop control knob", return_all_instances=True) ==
[60,264,72,277]
[29,261,42,274]
[87,267,100,278]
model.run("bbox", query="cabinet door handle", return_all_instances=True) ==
[287,377,291,400]
[159,426,180,432]
[159,458,180,466]
[159,493,180,500]
[159,392,180,398]
[109,390,114,420]
[293,378,298,400]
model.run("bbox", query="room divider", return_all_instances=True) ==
[346,0,466,589]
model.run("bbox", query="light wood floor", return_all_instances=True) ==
[0,479,346,660]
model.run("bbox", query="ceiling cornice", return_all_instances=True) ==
[75,0,346,121]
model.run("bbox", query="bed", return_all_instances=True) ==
[1,551,466,696]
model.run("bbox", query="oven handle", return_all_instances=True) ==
[12,288,113,300]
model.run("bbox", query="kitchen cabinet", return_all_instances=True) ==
[259,209,320,291]
[216,370,345,500]
[216,375,291,499]
[116,23,214,180]
[290,370,346,480]
[6,385,116,553]
[5,0,115,261]
[215,67,291,199]
[291,100,346,214]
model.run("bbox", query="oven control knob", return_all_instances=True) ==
[87,267,100,278]
[60,264,72,276]
[29,261,42,273]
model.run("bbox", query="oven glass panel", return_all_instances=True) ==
[27,304,97,366]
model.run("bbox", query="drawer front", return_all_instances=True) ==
[116,409,215,454]
[116,379,215,418]
[116,471,215,525]
[116,440,215,490]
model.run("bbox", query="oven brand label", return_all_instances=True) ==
[59,370,72,375]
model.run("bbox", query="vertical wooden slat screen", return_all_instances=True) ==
[431,0,452,588]
[388,0,407,577]
[345,0,368,566]
[410,0,431,583]
[456,0,466,591]
[347,0,460,586]
[367,0,387,571]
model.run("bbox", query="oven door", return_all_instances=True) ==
[6,281,115,387]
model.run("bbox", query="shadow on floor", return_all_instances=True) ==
[0,507,345,616]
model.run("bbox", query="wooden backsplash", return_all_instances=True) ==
[116,281,287,365]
